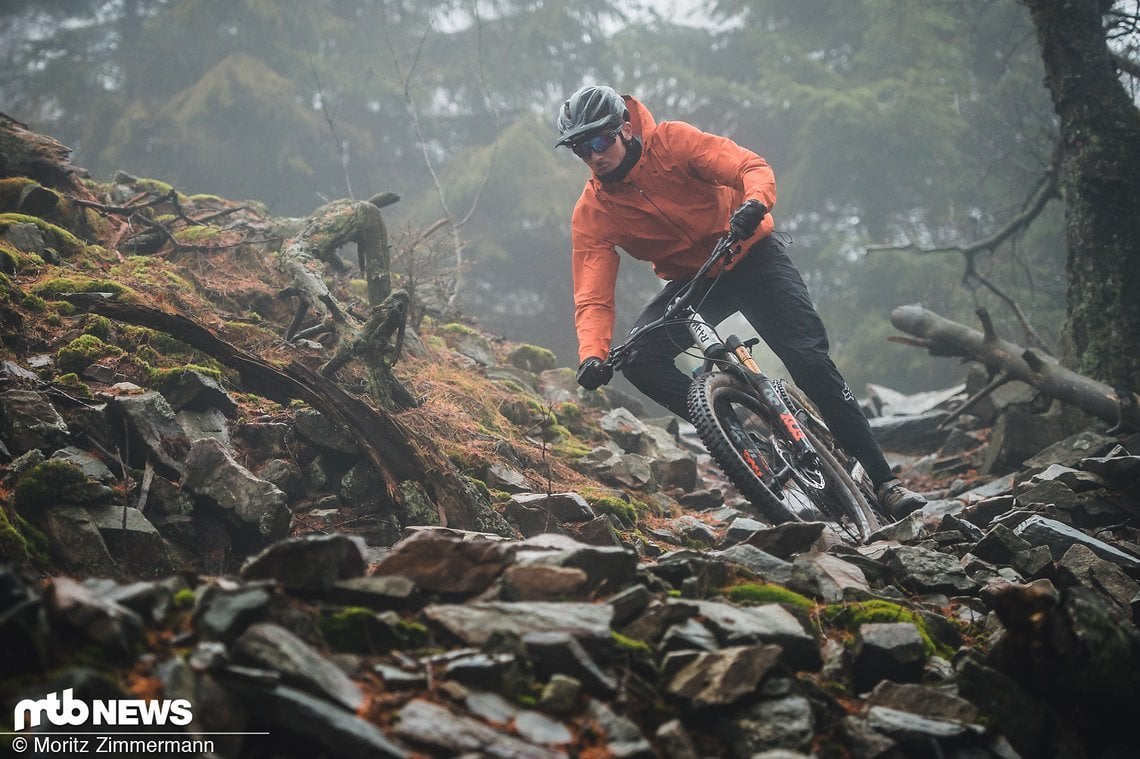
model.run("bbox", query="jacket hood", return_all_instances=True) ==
[622,95,657,142]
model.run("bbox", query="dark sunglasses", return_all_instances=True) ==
[570,131,620,159]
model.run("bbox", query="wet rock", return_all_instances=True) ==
[721,694,816,756]
[789,552,869,602]
[523,629,618,697]
[852,622,926,693]
[1013,514,1140,570]
[234,622,364,711]
[863,680,978,723]
[392,697,562,758]
[709,543,794,585]
[37,505,119,576]
[183,437,290,542]
[424,600,613,648]
[511,491,596,522]
[84,503,176,578]
[501,564,588,601]
[240,532,367,592]
[159,369,237,415]
[665,644,782,708]
[46,576,143,658]
[0,388,69,453]
[107,390,191,477]
[1056,543,1140,613]
[744,521,830,559]
[513,533,639,595]
[371,529,516,595]
[225,678,408,758]
[692,599,821,671]
[192,581,277,642]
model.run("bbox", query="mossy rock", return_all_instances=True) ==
[0,177,50,210]
[398,481,441,527]
[56,334,123,374]
[0,213,87,257]
[80,313,114,340]
[54,373,93,398]
[319,607,409,654]
[507,344,557,373]
[725,583,816,611]
[610,629,653,654]
[438,322,479,338]
[582,488,644,528]
[13,458,89,506]
[0,506,40,563]
[500,396,545,427]
[822,599,955,658]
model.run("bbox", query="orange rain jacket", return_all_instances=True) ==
[570,95,777,364]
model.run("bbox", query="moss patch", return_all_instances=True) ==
[610,629,653,653]
[32,274,130,299]
[0,213,88,257]
[822,599,955,658]
[507,343,556,372]
[581,488,645,528]
[726,583,816,611]
[56,334,124,374]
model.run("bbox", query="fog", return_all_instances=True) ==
[1,0,1085,392]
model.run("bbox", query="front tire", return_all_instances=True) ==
[687,372,880,540]
[686,371,799,525]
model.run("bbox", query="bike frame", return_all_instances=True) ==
[679,306,818,469]
[607,234,818,465]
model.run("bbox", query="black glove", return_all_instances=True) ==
[576,356,613,390]
[729,199,767,240]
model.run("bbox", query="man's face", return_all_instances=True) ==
[572,122,631,176]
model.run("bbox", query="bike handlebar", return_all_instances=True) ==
[602,233,740,371]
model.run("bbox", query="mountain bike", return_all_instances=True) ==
[602,234,885,542]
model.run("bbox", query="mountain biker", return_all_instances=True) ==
[555,84,926,520]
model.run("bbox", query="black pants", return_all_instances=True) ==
[621,236,894,487]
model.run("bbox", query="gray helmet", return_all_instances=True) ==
[554,85,628,148]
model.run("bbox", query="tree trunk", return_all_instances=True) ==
[278,195,412,409]
[1020,0,1140,390]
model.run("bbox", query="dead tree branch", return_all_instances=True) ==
[891,304,1140,431]
[868,159,1060,353]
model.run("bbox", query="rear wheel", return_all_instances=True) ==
[774,379,883,537]
[687,372,880,540]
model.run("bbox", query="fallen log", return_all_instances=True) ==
[80,298,484,529]
[891,305,1139,432]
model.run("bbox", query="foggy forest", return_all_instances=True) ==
[4,0,1136,397]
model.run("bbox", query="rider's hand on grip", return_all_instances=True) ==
[729,199,767,240]
[576,356,613,390]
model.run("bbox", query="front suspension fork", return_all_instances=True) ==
[721,334,816,463]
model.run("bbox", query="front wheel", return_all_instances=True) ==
[686,371,880,541]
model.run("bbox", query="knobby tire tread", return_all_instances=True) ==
[687,372,879,538]
[686,372,798,525]
[797,422,880,539]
